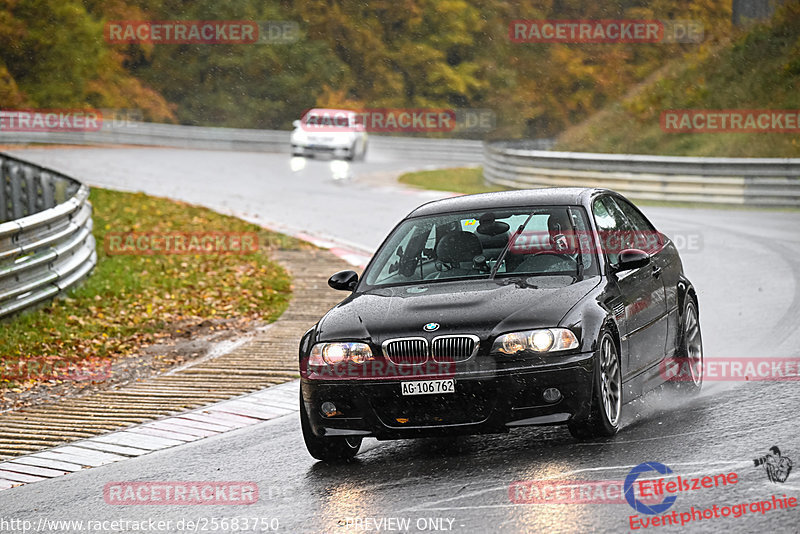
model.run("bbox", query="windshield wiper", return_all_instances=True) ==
[490,212,535,279]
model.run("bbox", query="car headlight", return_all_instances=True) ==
[309,342,374,365]
[493,328,579,355]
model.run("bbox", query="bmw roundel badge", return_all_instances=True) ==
[423,322,440,332]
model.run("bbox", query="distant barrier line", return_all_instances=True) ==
[3,120,795,207]
[483,141,800,208]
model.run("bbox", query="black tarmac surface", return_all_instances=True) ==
[2,147,798,533]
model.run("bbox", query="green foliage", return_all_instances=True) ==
[0,0,783,141]
[0,0,174,119]
[556,3,800,156]
[119,1,346,128]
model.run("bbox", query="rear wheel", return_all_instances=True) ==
[670,296,703,393]
[568,331,621,439]
[300,392,362,462]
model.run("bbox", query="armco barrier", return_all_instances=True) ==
[0,117,488,162]
[0,118,291,153]
[0,153,96,319]
[483,141,800,208]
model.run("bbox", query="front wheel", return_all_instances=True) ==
[568,331,621,439]
[300,392,362,462]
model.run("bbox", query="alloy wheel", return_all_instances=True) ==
[599,335,621,426]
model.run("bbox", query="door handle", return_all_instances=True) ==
[652,265,662,278]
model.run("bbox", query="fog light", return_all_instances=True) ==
[543,388,562,403]
[321,401,339,417]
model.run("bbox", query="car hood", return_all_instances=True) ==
[316,276,599,342]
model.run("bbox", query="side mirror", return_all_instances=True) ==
[292,120,301,128]
[328,270,359,291]
[615,249,650,273]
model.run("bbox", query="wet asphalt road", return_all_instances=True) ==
[1,147,799,533]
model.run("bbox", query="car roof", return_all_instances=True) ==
[407,187,609,217]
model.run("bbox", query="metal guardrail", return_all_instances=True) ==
[0,153,96,318]
[8,117,797,206]
[0,118,486,162]
[0,119,291,153]
[369,136,485,162]
[483,141,800,207]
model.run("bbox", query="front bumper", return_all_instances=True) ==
[292,143,352,157]
[301,352,595,440]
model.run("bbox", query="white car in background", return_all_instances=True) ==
[291,108,368,161]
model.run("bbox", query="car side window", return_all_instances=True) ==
[608,197,663,253]
[611,197,654,232]
[592,197,631,266]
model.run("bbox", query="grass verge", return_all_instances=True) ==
[555,7,800,157]
[398,167,500,195]
[1,188,309,392]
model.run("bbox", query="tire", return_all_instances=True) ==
[568,331,622,440]
[300,392,362,462]
[669,296,703,394]
[344,143,356,161]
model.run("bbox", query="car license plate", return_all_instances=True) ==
[401,379,455,396]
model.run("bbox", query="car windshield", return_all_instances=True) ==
[362,206,598,288]
[302,112,356,128]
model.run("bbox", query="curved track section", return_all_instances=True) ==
[2,145,799,533]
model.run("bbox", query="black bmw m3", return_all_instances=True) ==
[299,188,703,462]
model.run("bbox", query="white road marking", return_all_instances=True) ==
[0,380,300,492]
[575,413,797,446]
